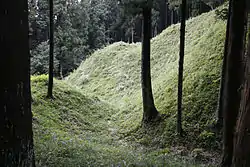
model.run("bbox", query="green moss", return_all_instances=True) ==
[33,6,227,166]
[32,75,138,166]
[32,75,210,166]
[68,8,226,151]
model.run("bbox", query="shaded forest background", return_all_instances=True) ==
[29,0,223,77]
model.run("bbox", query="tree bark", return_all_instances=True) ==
[57,62,63,80]
[216,0,233,130]
[177,0,187,137]
[221,0,247,166]
[0,0,35,166]
[171,9,174,25]
[47,0,54,98]
[132,28,134,43]
[166,1,169,27]
[232,26,250,167]
[141,6,159,123]
[159,0,167,33]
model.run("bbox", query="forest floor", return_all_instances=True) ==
[32,75,218,167]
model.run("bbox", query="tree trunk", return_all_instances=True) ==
[187,3,190,18]
[232,26,250,167]
[141,6,159,123]
[171,9,174,25]
[177,0,187,137]
[175,10,178,23]
[153,24,158,37]
[159,0,167,33]
[57,62,63,80]
[166,1,169,27]
[132,28,134,43]
[242,12,250,57]
[47,0,54,98]
[0,0,35,166]
[216,0,233,130]
[173,10,176,24]
[221,0,247,165]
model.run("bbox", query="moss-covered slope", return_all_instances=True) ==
[67,9,226,149]
[32,75,209,167]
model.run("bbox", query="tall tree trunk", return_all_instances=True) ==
[166,1,169,27]
[47,0,54,98]
[141,6,159,123]
[132,28,134,43]
[171,9,174,25]
[221,0,247,165]
[153,24,158,37]
[177,6,181,23]
[187,3,190,18]
[57,62,63,80]
[216,0,233,130]
[159,0,167,33]
[173,10,176,24]
[232,24,250,167]
[0,0,35,166]
[177,0,187,137]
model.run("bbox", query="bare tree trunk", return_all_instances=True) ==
[232,27,250,167]
[216,0,233,130]
[177,0,187,137]
[47,0,54,98]
[221,0,247,166]
[132,28,134,43]
[166,1,169,27]
[171,9,174,25]
[60,63,63,79]
[0,0,35,166]
[141,6,159,123]
[57,62,63,80]
[159,0,167,33]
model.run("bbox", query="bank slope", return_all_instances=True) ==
[68,9,225,149]
[32,75,211,166]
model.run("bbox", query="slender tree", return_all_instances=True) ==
[0,0,35,166]
[177,0,187,136]
[220,0,247,165]
[141,2,159,123]
[47,0,54,98]
[232,22,250,167]
[159,0,167,33]
[216,0,232,130]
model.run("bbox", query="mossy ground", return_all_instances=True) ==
[33,6,226,167]
[68,8,225,150]
[32,75,211,166]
